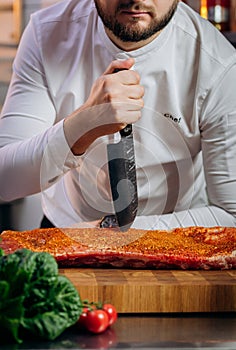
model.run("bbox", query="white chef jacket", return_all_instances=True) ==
[0,0,236,229]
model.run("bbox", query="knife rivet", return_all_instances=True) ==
[100,215,119,228]
[120,124,132,137]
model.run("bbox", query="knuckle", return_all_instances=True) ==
[100,75,113,89]
[133,110,142,121]
[104,93,112,103]
[140,85,145,96]
[132,70,141,82]
[100,77,117,103]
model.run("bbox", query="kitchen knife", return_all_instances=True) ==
[107,122,138,232]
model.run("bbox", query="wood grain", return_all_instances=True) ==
[59,268,236,313]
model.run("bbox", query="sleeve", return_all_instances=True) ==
[133,56,236,230]
[0,20,80,202]
[132,206,236,230]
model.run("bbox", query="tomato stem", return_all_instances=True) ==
[82,299,103,311]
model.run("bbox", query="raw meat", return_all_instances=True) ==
[0,226,235,270]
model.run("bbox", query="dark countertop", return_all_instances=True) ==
[1,313,236,349]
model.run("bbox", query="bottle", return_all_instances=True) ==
[207,0,231,31]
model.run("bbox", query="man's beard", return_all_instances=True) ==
[94,0,179,42]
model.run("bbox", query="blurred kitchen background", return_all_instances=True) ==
[0,0,59,231]
[0,0,236,231]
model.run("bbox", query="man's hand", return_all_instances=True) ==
[64,58,144,155]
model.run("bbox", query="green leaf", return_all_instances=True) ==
[0,249,82,343]
[0,248,3,257]
[0,281,25,343]
[21,275,82,340]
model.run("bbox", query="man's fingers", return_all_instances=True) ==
[103,58,135,75]
[114,69,141,85]
[115,100,144,113]
[126,84,145,99]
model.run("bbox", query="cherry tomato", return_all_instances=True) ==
[102,304,118,326]
[85,309,109,334]
[77,307,89,329]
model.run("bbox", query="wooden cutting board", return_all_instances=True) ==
[59,268,236,313]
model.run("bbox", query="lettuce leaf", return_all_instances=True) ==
[0,249,82,343]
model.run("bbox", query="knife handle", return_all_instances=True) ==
[120,124,132,137]
[114,68,133,137]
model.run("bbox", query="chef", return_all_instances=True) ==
[0,0,236,230]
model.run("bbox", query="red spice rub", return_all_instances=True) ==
[0,226,236,269]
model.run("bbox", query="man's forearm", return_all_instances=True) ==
[132,206,236,230]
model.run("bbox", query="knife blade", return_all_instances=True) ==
[107,123,138,231]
